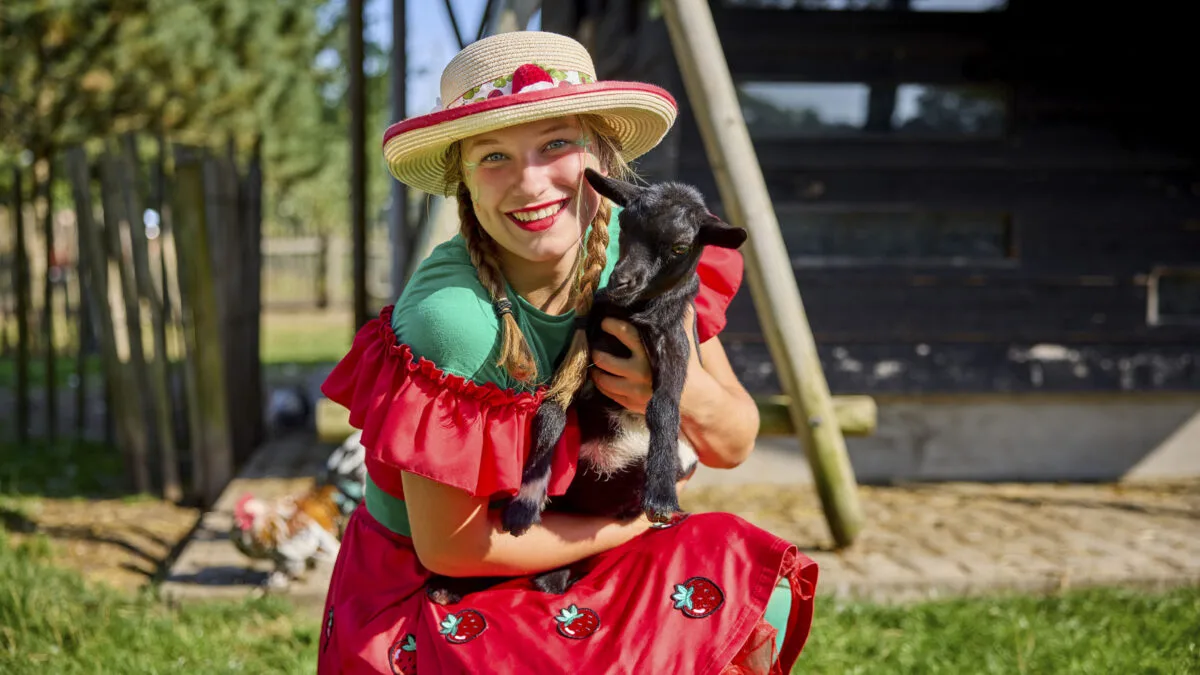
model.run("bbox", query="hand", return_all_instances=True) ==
[590,307,702,415]
[590,318,653,414]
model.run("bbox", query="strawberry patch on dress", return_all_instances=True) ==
[439,609,487,644]
[671,577,725,618]
[554,604,600,639]
[389,633,417,674]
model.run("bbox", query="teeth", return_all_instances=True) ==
[511,201,564,222]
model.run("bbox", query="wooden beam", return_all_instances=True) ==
[315,394,877,445]
[662,0,865,547]
[757,394,876,438]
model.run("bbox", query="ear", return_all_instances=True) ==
[697,215,747,249]
[584,167,641,206]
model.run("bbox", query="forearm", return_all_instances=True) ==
[679,362,759,468]
[416,500,652,578]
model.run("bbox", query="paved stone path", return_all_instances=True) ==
[162,431,1200,618]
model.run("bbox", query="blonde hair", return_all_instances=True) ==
[444,114,634,405]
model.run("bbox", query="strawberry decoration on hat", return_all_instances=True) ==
[511,64,557,95]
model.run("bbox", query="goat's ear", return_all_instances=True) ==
[697,215,748,249]
[584,167,641,206]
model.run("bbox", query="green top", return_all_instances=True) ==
[367,207,623,536]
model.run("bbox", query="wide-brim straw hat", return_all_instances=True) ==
[382,31,678,196]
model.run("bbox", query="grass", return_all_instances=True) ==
[0,439,130,499]
[0,528,318,674]
[796,586,1200,674]
[0,517,1195,675]
[0,356,102,390]
[260,309,354,366]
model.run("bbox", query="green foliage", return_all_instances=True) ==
[0,0,395,235]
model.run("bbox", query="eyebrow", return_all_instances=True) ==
[465,121,578,152]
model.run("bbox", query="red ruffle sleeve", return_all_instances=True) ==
[320,255,743,501]
[319,305,580,501]
[695,245,744,342]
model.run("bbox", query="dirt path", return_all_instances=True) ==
[3,496,200,593]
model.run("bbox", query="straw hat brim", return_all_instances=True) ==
[382,81,677,196]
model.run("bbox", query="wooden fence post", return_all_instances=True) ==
[37,154,57,442]
[662,0,865,547]
[99,151,153,494]
[120,135,181,502]
[65,148,129,474]
[172,146,233,506]
[11,168,31,443]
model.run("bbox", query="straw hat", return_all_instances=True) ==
[382,31,678,196]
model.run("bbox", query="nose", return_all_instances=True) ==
[513,152,555,196]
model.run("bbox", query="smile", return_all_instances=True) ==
[506,199,569,232]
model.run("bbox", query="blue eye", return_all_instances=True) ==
[545,139,570,151]
[481,152,505,163]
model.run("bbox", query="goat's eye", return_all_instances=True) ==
[671,244,690,256]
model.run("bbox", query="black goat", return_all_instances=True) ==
[424,170,746,604]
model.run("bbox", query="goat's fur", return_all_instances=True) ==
[425,170,746,604]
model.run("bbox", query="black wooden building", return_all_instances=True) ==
[543,0,1200,480]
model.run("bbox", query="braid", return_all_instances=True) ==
[544,199,611,407]
[455,183,539,384]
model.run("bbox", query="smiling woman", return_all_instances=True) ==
[317,30,817,675]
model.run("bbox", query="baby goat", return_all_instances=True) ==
[503,168,746,538]
[425,170,746,604]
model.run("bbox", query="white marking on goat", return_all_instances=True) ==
[515,471,551,508]
[579,410,698,477]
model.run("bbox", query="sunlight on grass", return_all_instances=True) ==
[0,530,319,674]
[260,309,355,365]
[795,586,1200,673]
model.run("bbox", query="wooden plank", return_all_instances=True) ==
[100,152,153,494]
[121,135,181,502]
[11,168,31,443]
[663,0,864,548]
[172,146,234,507]
[37,155,57,442]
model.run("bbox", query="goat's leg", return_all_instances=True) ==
[641,329,689,523]
[501,400,568,536]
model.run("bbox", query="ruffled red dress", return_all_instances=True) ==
[317,247,818,674]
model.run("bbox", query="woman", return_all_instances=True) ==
[319,30,817,674]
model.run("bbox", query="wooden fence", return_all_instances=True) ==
[1,136,264,506]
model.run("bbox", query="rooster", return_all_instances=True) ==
[230,431,367,588]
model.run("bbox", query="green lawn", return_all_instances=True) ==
[0,529,318,674]
[0,522,1195,675]
[260,309,354,366]
[797,586,1199,673]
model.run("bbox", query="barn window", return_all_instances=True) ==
[1148,268,1200,325]
[779,208,1015,266]
[736,82,1007,138]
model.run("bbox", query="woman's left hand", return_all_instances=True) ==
[590,307,700,415]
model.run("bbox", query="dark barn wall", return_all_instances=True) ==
[545,1,1200,396]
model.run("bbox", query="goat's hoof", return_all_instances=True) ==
[500,498,541,536]
[426,586,462,606]
[643,496,681,524]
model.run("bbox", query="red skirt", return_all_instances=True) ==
[317,505,817,674]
